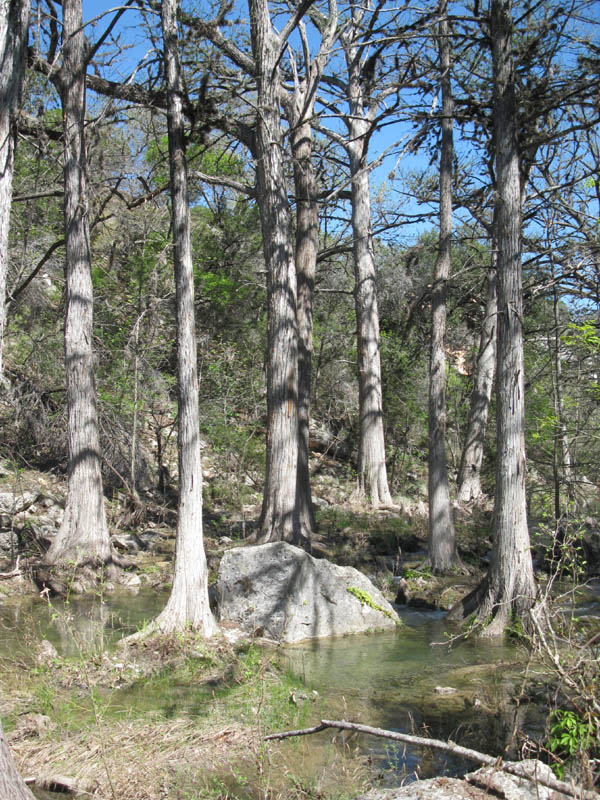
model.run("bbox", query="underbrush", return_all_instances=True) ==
[514,519,600,790]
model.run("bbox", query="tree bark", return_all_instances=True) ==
[44,0,113,569]
[343,32,393,508]
[0,719,36,800]
[457,266,497,504]
[448,0,536,634]
[349,139,392,507]
[0,0,30,381]
[548,279,575,517]
[253,0,303,545]
[277,6,336,541]
[288,101,318,538]
[428,0,458,573]
[154,0,216,635]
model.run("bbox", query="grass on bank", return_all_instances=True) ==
[1,627,370,800]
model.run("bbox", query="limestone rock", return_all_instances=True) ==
[355,760,571,799]
[0,490,37,512]
[465,760,570,800]
[355,777,490,799]
[217,542,399,643]
[0,530,18,556]
[36,639,58,664]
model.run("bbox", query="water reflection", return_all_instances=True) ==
[280,609,531,783]
[0,588,169,660]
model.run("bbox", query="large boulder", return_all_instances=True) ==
[216,542,399,643]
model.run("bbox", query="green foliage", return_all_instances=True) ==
[404,566,432,580]
[563,321,600,352]
[346,586,396,621]
[549,710,595,778]
[200,270,238,308]
[506,614,525,641]
[145,137,246,190]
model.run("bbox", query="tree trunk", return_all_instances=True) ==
[44,0,112,569]
[345,69,393,507]
[549,282,575,517]
[154,0,216,635]
[457,265,497,504]
[428,0,458,573]
[253,0,303,545]
[0,0,30,381]
[0,719,35,800]
[448,0,536,634]
[288,103,318,538]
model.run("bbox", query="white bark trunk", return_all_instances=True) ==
[252,0,302,545]
[155,0,216,635]
[44,0,112,568]
[428,1,458,572]
[0,0,30,380]
[344,40,392,507]
[457,266,497,504]
[288,99,318,539]
[0,719,35,800]
[448,0,536,634]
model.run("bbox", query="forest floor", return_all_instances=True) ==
[2,626,367,800]
[0,452,489,609]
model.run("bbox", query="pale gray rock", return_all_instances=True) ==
[0,490,37,512]
[217,542,399,643]
[465,760,570,799]
[355,761,570,800]
[355,777,489,800]
[0,530,18,555]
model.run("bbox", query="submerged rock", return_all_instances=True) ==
[216,541,399,643]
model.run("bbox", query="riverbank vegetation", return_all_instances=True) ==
[2,620,366,799]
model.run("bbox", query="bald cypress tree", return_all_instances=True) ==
[44,0,113,571]
[428,0,459,572]
[0,719,35,800]
[0,0,30,381]
[152,0,216,635]
[448,0,537,633]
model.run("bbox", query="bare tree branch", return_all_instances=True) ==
[265,719,598,800]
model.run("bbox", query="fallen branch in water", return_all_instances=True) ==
[265,718,598,800]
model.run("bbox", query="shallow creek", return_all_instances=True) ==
[280,608,536,781]
[1,589,549,794]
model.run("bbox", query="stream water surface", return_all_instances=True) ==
[0,588,550,795]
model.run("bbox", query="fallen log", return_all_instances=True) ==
[24,773,95,796]
[265,718,597,800]
[0,556,21,580]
